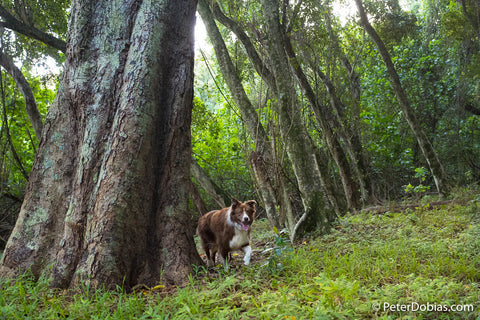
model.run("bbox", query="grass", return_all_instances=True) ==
[1,193,480,319]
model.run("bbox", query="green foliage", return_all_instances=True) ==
[191,96,253,201]
[260,226,293,275]
[404,167,431,197]
[357,14,474,195]
[0,69,55,197]
[440,0,472,42]
[2,196,480,319]
[193,45,256,203]
[0,0,68,63]
[0,0,64,197]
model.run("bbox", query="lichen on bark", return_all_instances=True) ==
[0,0,201,289]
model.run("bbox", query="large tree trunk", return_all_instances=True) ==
[355,0,449,197]
[0,0,201,289]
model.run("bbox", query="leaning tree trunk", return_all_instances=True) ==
[190,158,226,209]
[0,51,43,139]
[355,0,449,197]
[260,0,334,235]
[283,35,361,211]
[323,11,376,204]
[0,0,201,289]
[197,0,283,229]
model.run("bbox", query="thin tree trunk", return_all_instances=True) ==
[314,65,373,205]
[311,138,343,215]
[0,51,43,138]
[206,1,339,228]
[210,2,277,91]
[0,70,29,180]
[249,151,281,229]
[198,0,283,229]
[283,35,361,211]
[355,0,449,197]
[191,158,226,208]
[260,0,334,235]
[204,0,299,228]
[339,54,377,204]
[0,0,200,289]
[323,7,374,204]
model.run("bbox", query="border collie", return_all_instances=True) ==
[197,199,257,269]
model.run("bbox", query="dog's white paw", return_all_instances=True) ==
[243,245,252,265]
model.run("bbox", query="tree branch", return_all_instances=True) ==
[0,69,29,181]
[211,2,277,91]
[0,50,43,138]
[0,4,66,53]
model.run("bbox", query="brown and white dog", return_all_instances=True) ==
[197,199,257,269]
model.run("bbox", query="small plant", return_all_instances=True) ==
[261,227,293,274]
[404,167,431,198]
[191,264,208,277]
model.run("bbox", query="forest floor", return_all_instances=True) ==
[1,191,480,319]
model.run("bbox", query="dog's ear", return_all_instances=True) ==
[231,198,240,207]
[245,200,257,209]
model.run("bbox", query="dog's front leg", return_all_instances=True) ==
[219,248,229,271]
[243,245,252,265]
[206,252,215,267]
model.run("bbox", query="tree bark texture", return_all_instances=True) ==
[0,0,201,289]
[355,0,449,197]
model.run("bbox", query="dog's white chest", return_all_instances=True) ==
[229,229,249,250]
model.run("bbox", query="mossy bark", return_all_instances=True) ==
[0,0,201,289]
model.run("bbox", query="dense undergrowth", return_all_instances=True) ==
[1,193,479,319]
